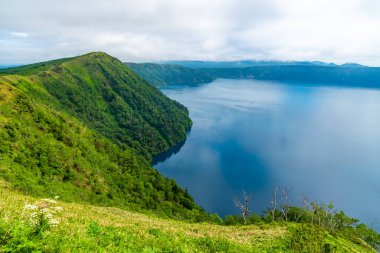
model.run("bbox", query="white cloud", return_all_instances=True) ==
[0,0,380,65]
[10,32,29,38]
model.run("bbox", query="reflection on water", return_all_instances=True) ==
[151,141,186,166]
[155,79,380,231]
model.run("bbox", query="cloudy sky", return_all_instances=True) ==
[1,0,380,65]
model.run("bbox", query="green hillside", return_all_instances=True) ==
[0,53,379,252]
[0,53,192,159]
[0,183,377,252]
[0,52,203,219]
[125,62,214,87]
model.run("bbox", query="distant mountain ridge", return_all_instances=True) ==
[160,60,369,69]
[127,61,380,88]
[0,65,20,69]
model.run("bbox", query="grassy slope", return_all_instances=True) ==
[0,182,375,253]
[0,53,201,219]
[0,52,192,159]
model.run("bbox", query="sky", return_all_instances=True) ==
[1,0,380,65]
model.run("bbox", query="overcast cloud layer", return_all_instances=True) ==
[1,0,380,65]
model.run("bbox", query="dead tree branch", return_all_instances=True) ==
[233,189,252,224]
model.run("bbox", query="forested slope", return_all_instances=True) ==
[125,62,214,87]
[127,62,380,89]
[0,52,203,219]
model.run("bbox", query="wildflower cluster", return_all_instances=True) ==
[22,196,63,232]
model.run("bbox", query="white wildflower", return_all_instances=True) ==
[49,219,60,226]
[42,198,57,204]
[22,198,63,230]
[24,204,38,211]
[53,206,63,211]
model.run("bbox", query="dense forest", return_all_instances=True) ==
[127,61,380,89]
[125,62,214,87]
[0,52,209,220]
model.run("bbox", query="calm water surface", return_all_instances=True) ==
[155,79,380,230]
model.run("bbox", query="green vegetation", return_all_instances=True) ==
[0,53,378,252]
[224,203,380,252]
[0,52,204,219]
[127,62,380,89]
[125,63,214,87]
[0,183,377,252]
[0,52,192,159]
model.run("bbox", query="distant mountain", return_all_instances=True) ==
[0,65,20,69]
[340,62,367,68]
[128,61,380,89]
[125,62,214,87]
[0,52,202,218]
[161,60,365,69]
[205,65,380,88]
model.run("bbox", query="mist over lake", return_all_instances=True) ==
[155,79,380,231]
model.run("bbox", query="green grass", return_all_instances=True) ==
[0,182,376,252]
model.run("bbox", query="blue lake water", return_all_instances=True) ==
[155,79,380,230]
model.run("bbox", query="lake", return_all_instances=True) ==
[155,79,380,230]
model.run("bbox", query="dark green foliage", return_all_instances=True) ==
[193,237,232,252]
[125,62,214,87]
[228,199,380,251]
[88,222,102,237]
[287,224,327,253]
[0,91,197,217]
[126,61,380,89]
[223,214,263,226]
[0,225,42,253]
[224,215,244,225]
[0,52,204,219]
[341,223,380,250]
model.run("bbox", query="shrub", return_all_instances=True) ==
[287,224,326,252]
[22,198,62,235]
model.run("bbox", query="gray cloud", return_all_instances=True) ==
[1,0,380,65]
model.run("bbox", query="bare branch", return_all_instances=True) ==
[233,189,253,224]
[270,186,278,221]
[280,187,291,222]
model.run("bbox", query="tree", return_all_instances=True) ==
[270,186,278,221]
[280,187,291,221]
[233,189,252,224]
